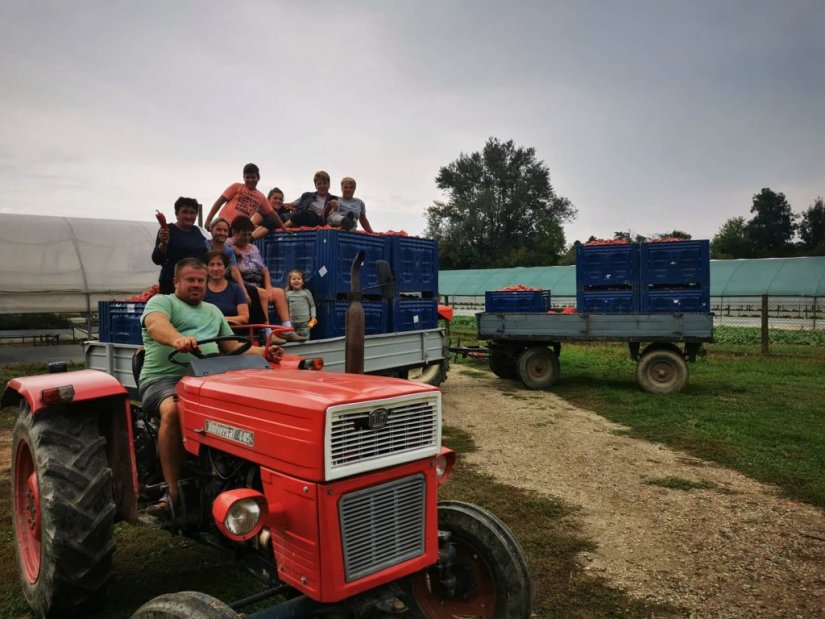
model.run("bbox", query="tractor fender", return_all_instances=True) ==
[2,369,128,413]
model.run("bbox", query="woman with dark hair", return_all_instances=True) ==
[203,250,249,325]
[227,215,302,341]
[152,197,210,294]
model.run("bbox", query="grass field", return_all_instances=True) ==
[2,325,823,615]
[449,317,825,507]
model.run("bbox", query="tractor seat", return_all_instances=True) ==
[132,347,145,387]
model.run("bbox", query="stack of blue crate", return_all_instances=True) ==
[390,236,439,332]
[576,243,639,313]
[260,231,439,339]
[485,290,551,313]
[574,240,710,314]
[261,230,390,339]
[98,301,146,344]
[639,240,710,312]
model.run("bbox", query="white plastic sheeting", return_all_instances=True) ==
[0,214,160,313]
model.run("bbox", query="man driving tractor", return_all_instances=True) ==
[138,257,283,520]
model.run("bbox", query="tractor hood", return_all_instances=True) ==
[189,367,437,410]
[177,367,440,482]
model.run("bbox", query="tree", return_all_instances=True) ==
[425,138,575,269]
[655,230,692,240]
[711,217,751,259]
[798,197,825,255]
[613,231,648,243]
[746,188,797,257]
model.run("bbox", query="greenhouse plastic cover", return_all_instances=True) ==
[440,257,825,298]
[0,214,160,313]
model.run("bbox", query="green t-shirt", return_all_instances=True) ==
[139,294,233,386]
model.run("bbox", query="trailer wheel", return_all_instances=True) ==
[405,501,533,618]
[407,362,447,386]
[12,403,116,617]
[636,346,688,394]
[488,349,517,379]
[516,346,560,390]
[131,591,239,618]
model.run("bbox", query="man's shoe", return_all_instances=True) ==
[341,212,356,231]
[146,494,177,522]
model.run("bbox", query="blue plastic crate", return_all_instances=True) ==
[641,288,710,313]
[262,230,390,301]
[392,298,439,332]
[391,236,439,294]
[98,301,146,344]
[485,290,551,313]
[311,300,389,340]
[576,290,639,314]
[576,244,639,290]
[640,240,710,288]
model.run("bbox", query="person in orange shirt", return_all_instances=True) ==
[205,163,288,232]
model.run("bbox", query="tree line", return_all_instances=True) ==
[425,138,824,269]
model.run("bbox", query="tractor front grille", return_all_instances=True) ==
[327,394,440,479]
[339,474,426,582]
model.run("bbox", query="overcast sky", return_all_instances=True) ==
[1,1,823,246]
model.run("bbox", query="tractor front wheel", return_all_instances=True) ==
[11,402,116,617]
[131,591,240,618]
[406,501,533,618]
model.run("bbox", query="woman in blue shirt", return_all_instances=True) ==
[203,250,249,325]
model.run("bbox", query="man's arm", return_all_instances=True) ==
[360,213,374,233]
[144,311,199,352]
[205,195,228,229]
[218,339,283,362]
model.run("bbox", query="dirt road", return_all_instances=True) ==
[443,368,825,617]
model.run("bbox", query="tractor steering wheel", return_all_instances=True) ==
[168,335,253,366]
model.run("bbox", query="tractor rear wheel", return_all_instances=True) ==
[11,402,116,617]
[131,591,240,618]
[405,501,533,618]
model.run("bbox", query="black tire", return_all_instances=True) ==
[131,591,240,618]
[636,347,688,394]
[405,501,533,619]
[11,403,116,617]
[488,349,517,379]
[516,346,560,390]
[407,362,448,386]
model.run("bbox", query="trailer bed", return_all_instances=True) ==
[477,312,714,342]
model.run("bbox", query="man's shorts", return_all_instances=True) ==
[139,377,179,416]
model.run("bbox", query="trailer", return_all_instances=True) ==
[85,327,449,398]
[476,312,713,394]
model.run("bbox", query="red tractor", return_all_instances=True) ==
[6,330,532,617]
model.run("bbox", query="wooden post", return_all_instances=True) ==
[813,296,818,331]
[761,294,769,354]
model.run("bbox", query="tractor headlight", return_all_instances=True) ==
[212,489,268,541]
[434,448,456,485]
[225,499,261,536]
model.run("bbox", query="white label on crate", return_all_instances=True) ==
[319,265,328,277]
[413,314,420,324]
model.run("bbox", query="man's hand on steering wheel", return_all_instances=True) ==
[172,336,200,354]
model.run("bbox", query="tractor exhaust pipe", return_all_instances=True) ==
[345,251,366,374]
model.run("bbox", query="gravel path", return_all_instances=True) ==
[443,368,825,617]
